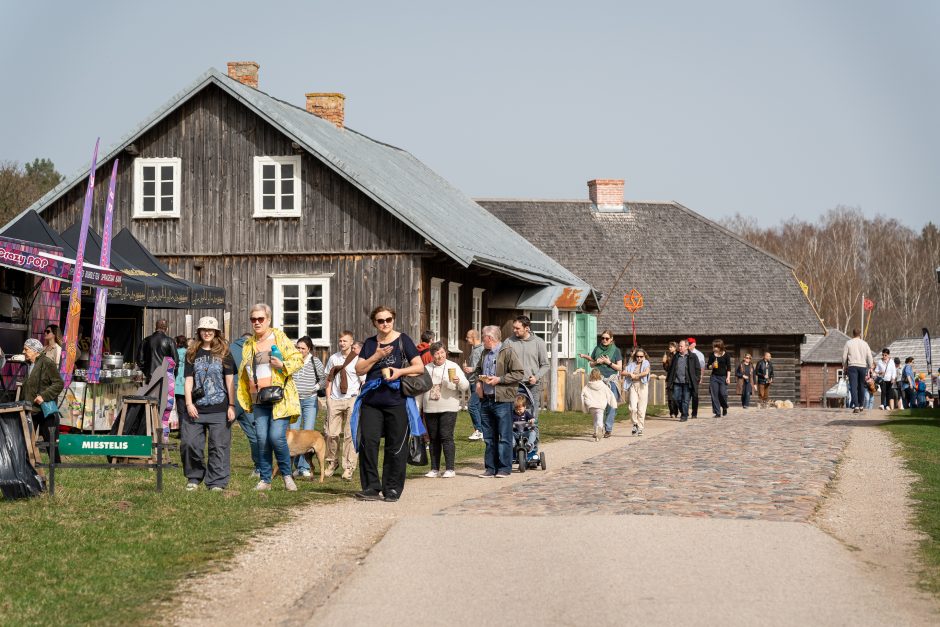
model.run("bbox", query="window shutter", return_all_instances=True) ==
[575,313,596,372]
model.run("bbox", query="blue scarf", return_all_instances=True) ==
[350,378,426,452]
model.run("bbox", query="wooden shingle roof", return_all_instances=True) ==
[802,329,851,364]
[478,199,825,337]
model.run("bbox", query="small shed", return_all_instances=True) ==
[800,328,850,406]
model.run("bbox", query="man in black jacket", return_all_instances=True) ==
[138,319,177,381]
[667,339,701,422]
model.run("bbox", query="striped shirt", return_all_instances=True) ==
[294,355,325,399]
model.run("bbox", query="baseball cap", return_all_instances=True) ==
[687,337,696,345]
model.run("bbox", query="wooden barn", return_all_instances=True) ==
[7,62,597,356]
[800,328,850,407]
[480,179,826,406]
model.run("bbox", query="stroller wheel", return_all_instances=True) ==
[540,452,547,470]
[517,449,527,473]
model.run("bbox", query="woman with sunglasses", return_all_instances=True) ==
[735,353,755,409]
[706,339,732,417]
[42,325,63,367]
[622,348,651,436]
[353,306,425,502]
[578,330,622,437]
[236,304,304,492]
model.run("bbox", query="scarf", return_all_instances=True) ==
[349,378,427,452]
[594,342,619,362]
[327,350,357,394]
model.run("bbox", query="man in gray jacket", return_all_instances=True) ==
[504,315,549,419]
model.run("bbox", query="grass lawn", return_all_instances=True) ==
[0,403,658,625]
[881,406,940,596]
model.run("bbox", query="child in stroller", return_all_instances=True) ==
[512,390,546,472]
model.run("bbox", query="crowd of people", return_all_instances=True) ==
[841,329,935,412]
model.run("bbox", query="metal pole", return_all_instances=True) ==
[860,294,865,338]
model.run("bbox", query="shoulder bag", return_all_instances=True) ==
[253,340,284,406]
[398,337,433,397]
[313,358,327,398]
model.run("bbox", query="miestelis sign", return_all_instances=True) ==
[57,434,152,457]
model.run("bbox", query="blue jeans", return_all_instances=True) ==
[740,380,752,408]
[673,382,692,418]
[254,404,293,483]
[291,396,319,472]
[604,380,619,433]
[847,366,867,409]
[467,390,483,432]
[235,406,261,472]
[480,398,513,475]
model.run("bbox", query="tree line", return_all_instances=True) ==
[724,206,940,350]
[0,158,64,226]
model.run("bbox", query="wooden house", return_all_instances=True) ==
[800,328,850,406]
[8,62,597,355]
[480,179,826,405]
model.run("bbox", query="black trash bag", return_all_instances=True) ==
[0,412,44,500]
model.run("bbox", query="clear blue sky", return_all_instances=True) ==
[2,1,937,229]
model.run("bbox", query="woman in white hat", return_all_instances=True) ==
[181,316,236,491]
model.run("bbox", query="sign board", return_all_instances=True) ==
[58,434,152,457]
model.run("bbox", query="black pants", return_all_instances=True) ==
[358,402,409,497]
[879,380,896,409]
[709,376,728,416]
[426,411,457,471]
[32,411,61,464]
[666,383,679,417]
[691,388,699,417]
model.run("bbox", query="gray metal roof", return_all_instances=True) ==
[11,68,591,292]
[886,337,940,376]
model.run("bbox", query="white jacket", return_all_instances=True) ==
[581,380,618,412]
[419,359,470,413]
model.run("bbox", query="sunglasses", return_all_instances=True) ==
[601,336,612,341]
[250,316,266,323]
[636,355,645,359]
[44,330,52,334]
[374,317,394,324]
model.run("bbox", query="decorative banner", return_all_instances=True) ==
[0,236,121,288]
[924,328,933,369]
[60,139,99,389]
[86,160,119,384]
[799,280,809,296]
[623,289,644,348]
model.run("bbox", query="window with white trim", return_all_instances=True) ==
[272,277,330,345]
[525,310,571,358]
[429,278,443,341]
[133,157,181,218]
[253,156,301,217]
[472,288,484,334]
[447,282,461,351]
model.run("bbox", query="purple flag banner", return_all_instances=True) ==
[0,236,122,287]
[86,160,119,384]
[60,139,99,389]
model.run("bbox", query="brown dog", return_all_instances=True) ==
[272,429,327,483]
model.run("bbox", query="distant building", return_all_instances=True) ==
[800,328,850,407]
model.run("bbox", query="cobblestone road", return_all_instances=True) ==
[443,409,852,521]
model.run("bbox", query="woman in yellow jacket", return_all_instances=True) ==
[237,303,303,491]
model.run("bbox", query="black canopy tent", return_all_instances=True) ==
[112,228,225,308]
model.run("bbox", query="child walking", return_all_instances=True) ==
[581,368,618,441]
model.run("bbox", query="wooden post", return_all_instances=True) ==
[549,306,559,412]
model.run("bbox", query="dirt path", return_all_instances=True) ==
[814,421,939,619]
[170,419,678,626]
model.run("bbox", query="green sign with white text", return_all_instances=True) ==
[58,434,152,457]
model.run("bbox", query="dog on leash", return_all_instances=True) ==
[273,429,327,483]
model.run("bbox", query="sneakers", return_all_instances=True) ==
[478,471,495,478]
[254,481,272,491]
[283,476,298,492]
[442,470,456,478]
[495,473,510,478]
[425,469,440,478]
[603,431,611,439]
[354,489,382,501]
[631,424,638,436]
[299,470,312,479]
[468,430,483,440]
[185,482,199,491]
[637,429,644,436]
[209,486,224,492]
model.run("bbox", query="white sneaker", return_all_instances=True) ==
[425,469,440,478]
[185,482,199,491]
[284,476,298,492]
[299,469,312,478]
[442,470,456,478]
[468,430,483,440]
[254,481,271,491]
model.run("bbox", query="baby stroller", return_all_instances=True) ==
[512,385,547,473]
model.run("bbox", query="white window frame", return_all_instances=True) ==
[525,309,571,358]
[429,278,443,342]
[271,276,331,346]
[472,288,485,334]
[133,157,181,218]
[253,155,302,218]
[447,282,461,352]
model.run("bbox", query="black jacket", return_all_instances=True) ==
[666,351,701,397]
[138,330,177,379]
[755,359,775,384]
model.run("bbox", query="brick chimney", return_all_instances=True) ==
[227,61,259,88]
[305,93,345,129]
[587,179,625,212]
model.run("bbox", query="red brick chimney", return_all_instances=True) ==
[306,93,345,129]
[227,61,259,88]
[587,179,625,211]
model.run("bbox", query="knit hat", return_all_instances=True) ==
[24,338,44,353]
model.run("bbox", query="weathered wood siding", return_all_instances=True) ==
[610,334,804,406]
[801,362,842,407]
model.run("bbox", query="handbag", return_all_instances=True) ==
[398,338,433,397]
[252,340,284,406]
[313,358,327,398]
[407,435,428,466]
[40,400,59,418]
